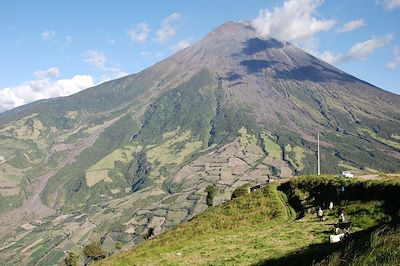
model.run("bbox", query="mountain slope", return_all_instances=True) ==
[96,175,400,265]
[0,21,400,265]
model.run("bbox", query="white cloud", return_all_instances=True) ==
[84,50,108,69]
[386,46,400,69]
[33,67,60,79]
[140,51,152,57]
[171,38,192,52]
[318,51,340,64]
[337,19,365,33]
[251,0,336,44]
[377,0,400,10]
[41,30,55,40]
[301,37,320,54]
[0,75,94,112]
[319,34,393,64]
[83,50,128,79]
[155,13,183,43]
[108,39,116,45]
[346,34,392,59]
[127,22,150,44]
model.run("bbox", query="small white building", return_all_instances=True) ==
[0,156,5,161]
[340,171,354,178]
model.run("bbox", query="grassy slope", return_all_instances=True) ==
[97,175,400,266]
[97,183,301,265]
[314,226,400,266]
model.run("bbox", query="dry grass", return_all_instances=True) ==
[85,170,112,187]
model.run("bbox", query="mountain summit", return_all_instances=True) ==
[0,22,399,265]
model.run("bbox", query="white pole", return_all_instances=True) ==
[317,132,320,175]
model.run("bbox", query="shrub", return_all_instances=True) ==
[83,242,106,262]
[231,183,251,199]
[64,251,79,266]
[115,241,123,250]
[205,185,218,206]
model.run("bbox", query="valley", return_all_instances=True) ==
[0,21,399,265]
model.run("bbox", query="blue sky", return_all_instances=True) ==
[1,0,400,112]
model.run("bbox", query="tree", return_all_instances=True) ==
[115,241,123,250]
[205,185,218,206]
[231,183,251,199]
[83,242,106,262]
[64,251,79,266]
[144,227,155,240]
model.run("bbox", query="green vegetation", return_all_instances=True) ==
[83,242,106,263]
[42,114,139,208]
[284,144,305,171]
[115,241,123,250]
[357,127,400,150]
[0,192,23,212]
[2,27,400,266]
[282,175,400,220]
[96,175,400,266]
[125,149,150,192]
[137,69,216,146]
[209,106,258,145]
[260,132,281,159]
[316,226,400,266]
[205,185,218,206]
[64,251,79,266]
[231,183,251,199]
[97,183,295,266]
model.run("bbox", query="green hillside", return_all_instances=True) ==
[1,22,400,265]
[96,175,400,265]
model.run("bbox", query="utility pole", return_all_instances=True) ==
[317,132,320,175]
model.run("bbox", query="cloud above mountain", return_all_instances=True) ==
[251,0,336,44]
[320,34,393,64]
[41,30,55,41]
[171,38,192,51]
[155,13,183,43]
[128,22,151,44]
[386,46,400,69]
[0,75,93,112]
[377,0,400,10]
[337,19,365,33]
[33,67,60,79]
[83,50,128,79]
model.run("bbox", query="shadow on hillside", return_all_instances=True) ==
[254,226,377,266]
[242,38,284,55]
[275,64,355,83]
[221,72,242,81]
[240,60,279,74]
[278,180,400,221]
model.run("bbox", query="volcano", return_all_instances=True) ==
[0,22,399,265]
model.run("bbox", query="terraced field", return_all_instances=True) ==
[1,22,400,265]
[0,127,297,265]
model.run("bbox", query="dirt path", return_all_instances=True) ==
[358,174,380,180]
[0,116,121,238]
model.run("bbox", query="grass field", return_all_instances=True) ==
[357,128,400,150]
[284,144,305,171]
[260,132,281,159]
[97,175,400,265]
